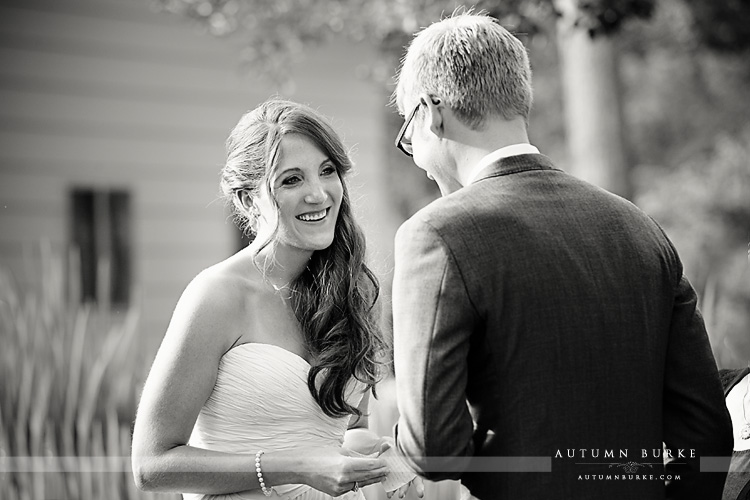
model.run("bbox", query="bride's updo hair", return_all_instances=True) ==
[220,98,385,418]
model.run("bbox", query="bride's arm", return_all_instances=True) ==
[131,273,388,496]
[131,272,297,494]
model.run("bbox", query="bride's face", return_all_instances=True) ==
[254,133,343,252]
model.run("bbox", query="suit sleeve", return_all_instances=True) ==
[662,271,733,499]
[392,216,477,481]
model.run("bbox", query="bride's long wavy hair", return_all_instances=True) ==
[220,99,386,418]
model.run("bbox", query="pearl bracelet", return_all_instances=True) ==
[255,450,272,497]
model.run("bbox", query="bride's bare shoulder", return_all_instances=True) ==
[168,253,263,339]
[191,255,263,298]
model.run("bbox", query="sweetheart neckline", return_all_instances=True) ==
[228,342,312,367]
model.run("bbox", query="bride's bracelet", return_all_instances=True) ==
[255,450,272,497]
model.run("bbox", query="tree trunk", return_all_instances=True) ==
[554,0,632,199]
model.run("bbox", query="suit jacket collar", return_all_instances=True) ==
[470,153,560,185]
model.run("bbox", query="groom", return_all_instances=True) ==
[390,11,732,500]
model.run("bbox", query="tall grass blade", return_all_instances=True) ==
[14,361,33,460]
[29,369,53,457]
[64,305,89,457]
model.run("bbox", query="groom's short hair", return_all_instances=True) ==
[395,11,533,129]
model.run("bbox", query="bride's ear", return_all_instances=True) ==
[236,190,262,233]
[236,189,253,213]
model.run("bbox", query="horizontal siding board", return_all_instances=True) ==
[0,30,230,72]
[0,258,230,296]
[0,131,224,167]
[0,47,257,92]
[0,90,243,132]
[0,238,225,261]
[137,217,227,242]
[0,253,217,291]
[0,72,262,110]
[0,212,66,242]
[0,172,222,202]
[0,0,172,25]
[3,0,180,29]
[137,241,231,259]
[0,172,220,199]
[139,256,216,281]
[0,188,231,232]
[0,8,235,65]
[0,89,382,143]
[0,191,228,223]
[0,46,373,107]
[0,155,228,182]
[0,186,223,222]
[1,195,60,217]
[0,115,224,145]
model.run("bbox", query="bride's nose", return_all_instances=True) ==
[303,180,327,205]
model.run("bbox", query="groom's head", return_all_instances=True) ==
[393,11,533,193]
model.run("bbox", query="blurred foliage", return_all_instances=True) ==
[682,0,750,52]
[618,0,750,367]
[635,128,750,368]
[152,0,658,83]
[0,243,179,499]
[620,1,750,169]
[570,0,654,36]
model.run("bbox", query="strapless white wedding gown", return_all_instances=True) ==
[184,342,366,500]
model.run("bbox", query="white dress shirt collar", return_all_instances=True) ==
[465,143,540,185]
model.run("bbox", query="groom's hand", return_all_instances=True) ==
[386,477,425,499]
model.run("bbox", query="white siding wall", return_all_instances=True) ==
[0,0,399,354]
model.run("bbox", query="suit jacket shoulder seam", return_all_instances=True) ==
[416,216,482,320]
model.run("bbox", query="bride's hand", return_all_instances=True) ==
[299,447,390,497]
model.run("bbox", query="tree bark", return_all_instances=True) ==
[554,0,632,199]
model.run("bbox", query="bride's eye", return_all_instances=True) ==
[282,175,302,186]
[321,165,337,176]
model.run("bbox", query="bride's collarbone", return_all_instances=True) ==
[228,279,315,362]
[237,314,311,364]
[250,298,300,332]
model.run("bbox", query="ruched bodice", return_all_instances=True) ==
[185,343,365,500]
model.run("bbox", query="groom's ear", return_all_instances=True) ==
[420,93,444,138]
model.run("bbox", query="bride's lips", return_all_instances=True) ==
[296,207,330,222]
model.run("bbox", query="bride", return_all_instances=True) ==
[131,99,417,499]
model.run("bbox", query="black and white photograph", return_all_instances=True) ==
[1,1,749,499]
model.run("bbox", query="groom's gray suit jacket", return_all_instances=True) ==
[393,154,732,499]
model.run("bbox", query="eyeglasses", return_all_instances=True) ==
[394,102,421,157]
